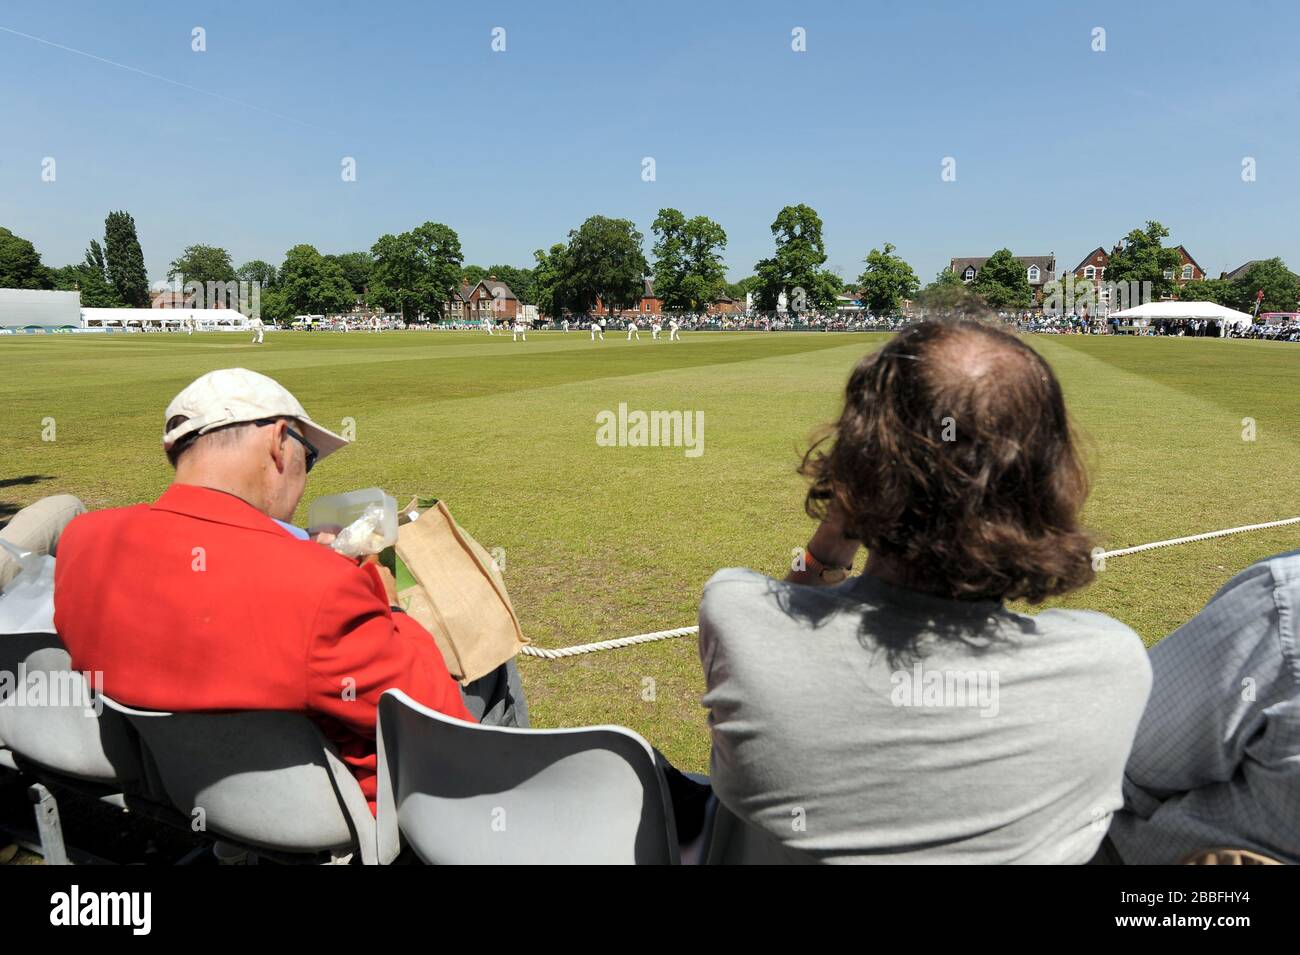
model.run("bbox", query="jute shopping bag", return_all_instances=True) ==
[391,499,527,683]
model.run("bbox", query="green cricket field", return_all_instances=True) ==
[2,329,1297,772]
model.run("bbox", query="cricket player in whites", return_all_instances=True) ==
[591,319,604,341]
[484,318,495,335]
[561,319,570,333]
[651,320,662,341]
[249,315,265,344]
[512,322,527,342]
[627,319,641,342]
[668,317,681,341]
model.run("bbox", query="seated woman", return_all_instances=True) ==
[697,319,1152,863]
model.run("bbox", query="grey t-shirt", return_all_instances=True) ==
[698,568,1153,864]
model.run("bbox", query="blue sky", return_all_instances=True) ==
[2,0,1297,284]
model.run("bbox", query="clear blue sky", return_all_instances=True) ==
[2,0,1297,284]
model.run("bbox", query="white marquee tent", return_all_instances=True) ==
[80,307,250,329]
[1109,300,1255,327]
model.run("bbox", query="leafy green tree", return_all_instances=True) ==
[258,286,295,324]
[278,244,354,315]
[1225,258,1300,313]
[237,259,277,289]
[1176,278,1231,305]
[856,242,919,315]
[103,211,150,307]
[650,208,688,309]
[77,240,124,307]
[326,251,374,298]
[531,244,571,317]
[0,226,54,289]
[1103,221,1183,302]
[481,264,535,304]
[562,216,647,317]
[651,209,728,312]
[726,276,758,300]
[971,248,1032,309]
[752,204,837,313]
[917,267,982,314]
[168,244,237,287]
[460,265,488,288]
[369,222,463,322]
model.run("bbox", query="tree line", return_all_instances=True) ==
[4,212,1296,322]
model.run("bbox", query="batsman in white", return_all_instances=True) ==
[591,319,604,341]
[249,315,265,344]
[627,319,641,341]
[668,317,681,341]
[512,322,527,341]
[651,320,662,340]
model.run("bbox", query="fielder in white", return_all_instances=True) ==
[484,319,495,335]
[561,319,570,332]
[250,315,265,344]
[668,318,681,341]
[591,320,604,341]
[651,320,662,340]
[512,322,527,341]
[627,319,641,341]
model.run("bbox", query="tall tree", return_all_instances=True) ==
[103,211,149,306]
[651,209,728,312]
[369,222,463,322]
[237,259,278,289]
[971,248,1033,309]
[77,240,124,307]
[1103,221,1184,302]
[856,242,919,315]
[917,267,977,312]
[168,244,237,287]
[278,244,354,315]
[1225,258,1300,313]
[1176,278,1231,306]
[0,226,53,289]
[531,244,570,317]
[562,216,647,317]
[326,251,374,298]
[481,264,535,304]
[650,208,688,309]
[752,204,838,314]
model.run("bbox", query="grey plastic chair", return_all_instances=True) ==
[0,636,145,791]
[100,696,378,864]
[376,688,679,864]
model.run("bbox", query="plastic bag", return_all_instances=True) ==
[0,539,56,634]
[330,503,392,558]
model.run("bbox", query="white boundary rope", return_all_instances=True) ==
[520,517,1300,660]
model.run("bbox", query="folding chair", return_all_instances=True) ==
[101,696,378,865]
[376,688,679,864]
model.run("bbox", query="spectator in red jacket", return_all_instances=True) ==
[54,368,524,813]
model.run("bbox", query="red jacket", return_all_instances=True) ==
[53,483,473,814]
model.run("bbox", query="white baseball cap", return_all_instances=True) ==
[162,367,349,462]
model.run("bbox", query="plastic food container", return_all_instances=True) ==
[307,488,398,555]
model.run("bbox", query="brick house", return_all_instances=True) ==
[1161,246,1206,297]
[593,278,662,318]
[950,254,1056,306]
[446,277,520,323]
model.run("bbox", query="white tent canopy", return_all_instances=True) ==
[1109,300,1255,326]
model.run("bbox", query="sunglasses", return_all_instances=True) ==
[253,418,319,473]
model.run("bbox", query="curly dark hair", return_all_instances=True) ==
[801,319,1095,604]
